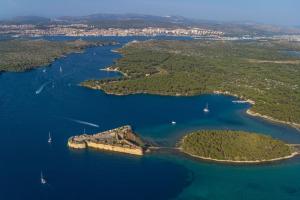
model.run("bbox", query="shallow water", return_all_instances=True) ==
[0,36,300,200]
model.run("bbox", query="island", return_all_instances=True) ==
[180,130,298,163]
[81,39,300,128]
[68,125,145,156]
[0,39,116,72]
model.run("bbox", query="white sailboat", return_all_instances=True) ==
[48,132,52,144]
[203,103,209,113]
[41,171,47,185]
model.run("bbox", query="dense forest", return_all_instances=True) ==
[180,130,293,161]
[0,39,114,72]
[82,40,300,125]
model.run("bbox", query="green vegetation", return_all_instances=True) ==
[0,39,114,72]
[82,40,300,125]
[181,130,293,161]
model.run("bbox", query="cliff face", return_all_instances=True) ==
[67,125,144,156]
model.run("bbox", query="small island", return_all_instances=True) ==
[180,130,298,163]
[68,125,145,156]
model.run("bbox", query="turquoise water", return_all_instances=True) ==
[0,36,300,200]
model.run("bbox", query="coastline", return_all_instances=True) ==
[82,81,300,130]
[180,149,299,164]
[100,66,128,77]
[246,109,300,130]
[213,90,300,130]
[1,41,116,73]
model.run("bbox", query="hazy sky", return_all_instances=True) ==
[0,0,299,26]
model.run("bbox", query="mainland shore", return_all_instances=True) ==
[246,109,300,130]
[82,79,300,131]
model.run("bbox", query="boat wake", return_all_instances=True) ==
[35,81,52,94]
[64,117,100,128]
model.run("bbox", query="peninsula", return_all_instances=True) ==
[0,39,116,72]
[180,130,299,163]
[81,39,300,128]
[68,125,145,156]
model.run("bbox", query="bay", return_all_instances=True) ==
[0,36,299,200]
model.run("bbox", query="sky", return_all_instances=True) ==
[0,0,299,26]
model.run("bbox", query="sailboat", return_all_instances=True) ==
[48,132,52,144]
[203,103,209,113]
[41,171,47,185]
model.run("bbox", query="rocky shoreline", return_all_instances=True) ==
[100,66,128,77]
[181,149,299,164]
[213,90,300,130]
[81,84,300,130]
[246,109,300,130]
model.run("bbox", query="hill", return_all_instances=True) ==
[1,14,300,35]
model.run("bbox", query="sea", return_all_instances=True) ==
[0,36,300,200]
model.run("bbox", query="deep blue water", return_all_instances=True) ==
[1,36,300,200]
[281,50,300,58]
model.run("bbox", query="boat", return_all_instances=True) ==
[232,100,248,104]
[59,66,63,73]
[171,121,176,125]
[48,132,52,143]
[41,171,47,184]
[203,103,209,113]
[42,69,46,73]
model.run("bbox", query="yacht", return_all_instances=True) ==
[41,171,47,185]
[48,132,52,144]
[171,121,176,125]
[203,104,209,113]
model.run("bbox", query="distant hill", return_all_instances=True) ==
[0,16,51,25]
[56,13,190,29]
[1,13,300,36]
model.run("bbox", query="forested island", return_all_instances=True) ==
[0,39,116,72]
[180,130,297,163]
[81,39,300,127]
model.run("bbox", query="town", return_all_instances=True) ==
[0,23,224,37]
